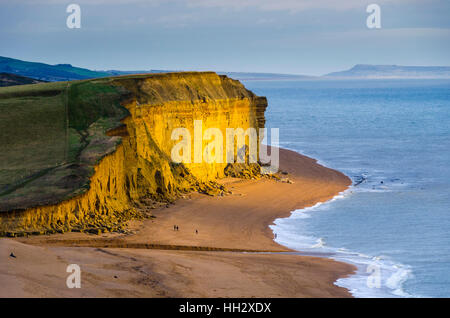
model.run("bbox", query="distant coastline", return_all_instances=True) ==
[323,64,450,79]
[1,55,449,85]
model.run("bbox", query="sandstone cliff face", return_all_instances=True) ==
[0,72,267,235]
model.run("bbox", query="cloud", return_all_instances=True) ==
[0,0,164,4]
[186,0,423,12]
[2,0,424,10]
[267,27,450,50]
[326,27,450,40]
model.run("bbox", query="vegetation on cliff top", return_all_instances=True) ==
[0,72,267,236]
[0,78,129,212]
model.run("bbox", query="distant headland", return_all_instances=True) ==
[2,56,449,85]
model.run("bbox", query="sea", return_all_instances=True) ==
[242,79,450,298]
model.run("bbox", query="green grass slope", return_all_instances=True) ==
[0,78,129,212]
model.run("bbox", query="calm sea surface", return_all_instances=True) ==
[242,79,450,297]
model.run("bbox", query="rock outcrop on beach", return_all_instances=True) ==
[0,72,267,236]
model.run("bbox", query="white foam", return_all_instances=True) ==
[271,188,416,298]
[333,251,415,298]
[312,238,326,248]
[385,268,414,296]
[269,146,418,297]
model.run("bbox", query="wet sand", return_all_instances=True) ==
[2,148,355,297]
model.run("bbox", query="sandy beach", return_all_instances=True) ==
[1,148,355,297]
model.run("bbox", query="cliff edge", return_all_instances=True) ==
[0,72,267,236]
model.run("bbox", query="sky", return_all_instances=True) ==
[0,0,449,75]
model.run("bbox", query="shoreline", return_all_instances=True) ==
[1,148,356,297]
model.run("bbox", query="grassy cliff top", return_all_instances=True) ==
[0,72,256,212]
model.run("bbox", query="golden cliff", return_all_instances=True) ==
[0,72,267,236]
